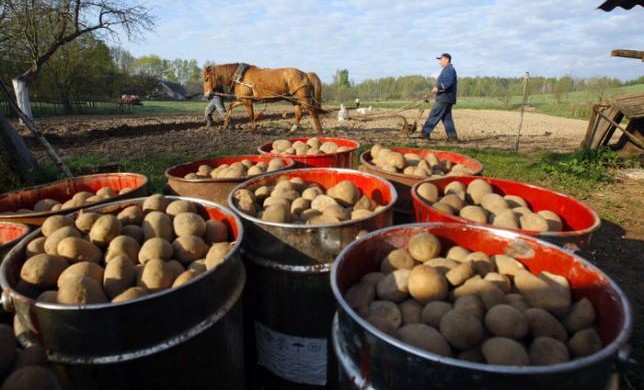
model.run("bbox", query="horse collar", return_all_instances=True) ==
[231,63,251,89]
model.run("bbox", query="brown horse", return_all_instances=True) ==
[306,72,322,109]
[203,63,323,133]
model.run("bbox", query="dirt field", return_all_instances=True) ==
[16,106,644,386]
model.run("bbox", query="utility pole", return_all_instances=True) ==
[514,72,530,153]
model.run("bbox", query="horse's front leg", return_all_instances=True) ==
[290,105,303,133]
[244,100,256,132]
[223,102,238,129]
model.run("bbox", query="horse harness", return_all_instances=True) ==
[230,63,252,90]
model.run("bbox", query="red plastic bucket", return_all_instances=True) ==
[331,223,633,390]
[360,147,484,219]
[165,155,295,205]
[0,173,148,225]
[411,175,600,248]
[0,221,29,259]
[257,137,360,168]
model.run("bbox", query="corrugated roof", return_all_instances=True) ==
[598,0,644,11]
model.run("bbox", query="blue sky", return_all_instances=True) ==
[119,0,643,83]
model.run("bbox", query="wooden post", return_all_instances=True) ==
[514,72,530,152]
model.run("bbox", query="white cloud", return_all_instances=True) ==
[122,0,644,82]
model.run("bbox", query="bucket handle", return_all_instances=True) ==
[562,242,581,254]
[616,345,638,371]
[0,291,14,314]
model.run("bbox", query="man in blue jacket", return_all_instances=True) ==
[411,53,459,142]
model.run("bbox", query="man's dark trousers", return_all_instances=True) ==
[421,101,456,137]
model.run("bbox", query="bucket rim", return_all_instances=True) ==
[226,167,398,228]
[0,221,30,249]
[330,222,634,375]
[0,195,244,310]
[0,172,149,220]
[164,155,296,183]
[359,149,485,179]
[411,175,602,239]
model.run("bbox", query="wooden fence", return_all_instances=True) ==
[0,96,131,118]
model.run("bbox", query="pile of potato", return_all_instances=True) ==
[1,186,134,215]
[182,158,288,180]
[232,176,386,224]
[15,195,234,305]
[268,138,352,156]
[369,144,474,177]
[0,323,60,389]
[417,179,563,232]
[344,232,600,366]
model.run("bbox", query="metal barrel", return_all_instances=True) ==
[331,223,633,390]
[228,168,396,389]
[0,172,149,226]
[0,196,246,390]
[411,175,601,249]
[165,155,296,206]
[359,148,484,220]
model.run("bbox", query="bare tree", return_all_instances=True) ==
[1,0,155,120]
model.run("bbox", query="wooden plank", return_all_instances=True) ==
[611,49,644,61]
[611,92,644,119]
[594,110,644,149]
[591,105,621,148]
[581,104,601,149]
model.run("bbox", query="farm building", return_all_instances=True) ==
[155,80,190,100]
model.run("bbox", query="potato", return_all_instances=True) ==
[42,215,75,237]
[327,180,360,207]
[453,278,505,310]
[44,226,81,255]
[262,203,291,223]
[37,290,58,303]
[112,286,148,303]
[459,205,487,223]
[445,261,475,287]
[302,186,323,201]
[138,259,174,292]
[172,235,209,264]
[188,259,207,273]
[56,236,103,264]
[483,272,511,293]
[33,198,59,212]
[143,194,170,213]
[514,270,571,316]
[165,200,197,217]
[380,248,415,273]
[172,269,200,287]
[142,211,174,241]
[165,260,185,278]
[321,204,350,221]
[453,295,485,321]
[439,308,485,350]
[173,212,206,237]
[445,245,471,262]
[310,194,339,211]
[121,224,145,244]
[396,324,452,357]
[568,328,602,358]
[320,141,338,154]
[458,348,484,363]
[75,211,101,233]
[408,232,441,262]
[416,182,440,203]
[290,197,310,216]
[438,194,464,212]
[351,209,373,220]
[205,242,233,270]
[503,195,528,208]
[0,324,17,376]
[138,237,173,264]
[361,272,385,287]
[504,293,531,313]
[103,256,136,299]
[105,235,140,264]
[491,209,519,229]
[376,269,410,302]
[480,193,509,215]
[57,276,108,305]
[445,181,466,195]
[345,281,375,310]
[529,337,570,365]
[399,299,423,325]
[1,366,60,390]
[537,210,563,231]
[20,254,68,289]
[421,301,452,328]
[89,215,121,247]
[484,304,529,340]
[465,251,495,276]
[492,254,525,277]
[481,337,530,366]
[519,213,549,232]
[432,202,454,215]
[408,264,448,304]
[57,261,104,288]
[563,298,596,333]
[25,236,46,257]
[117,205,144,226]
[354,195,376,211]
[367,301,402,329]
[466,179,493,205]
[524,308,568,342]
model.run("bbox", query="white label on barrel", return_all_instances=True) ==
[255,321,327,386]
